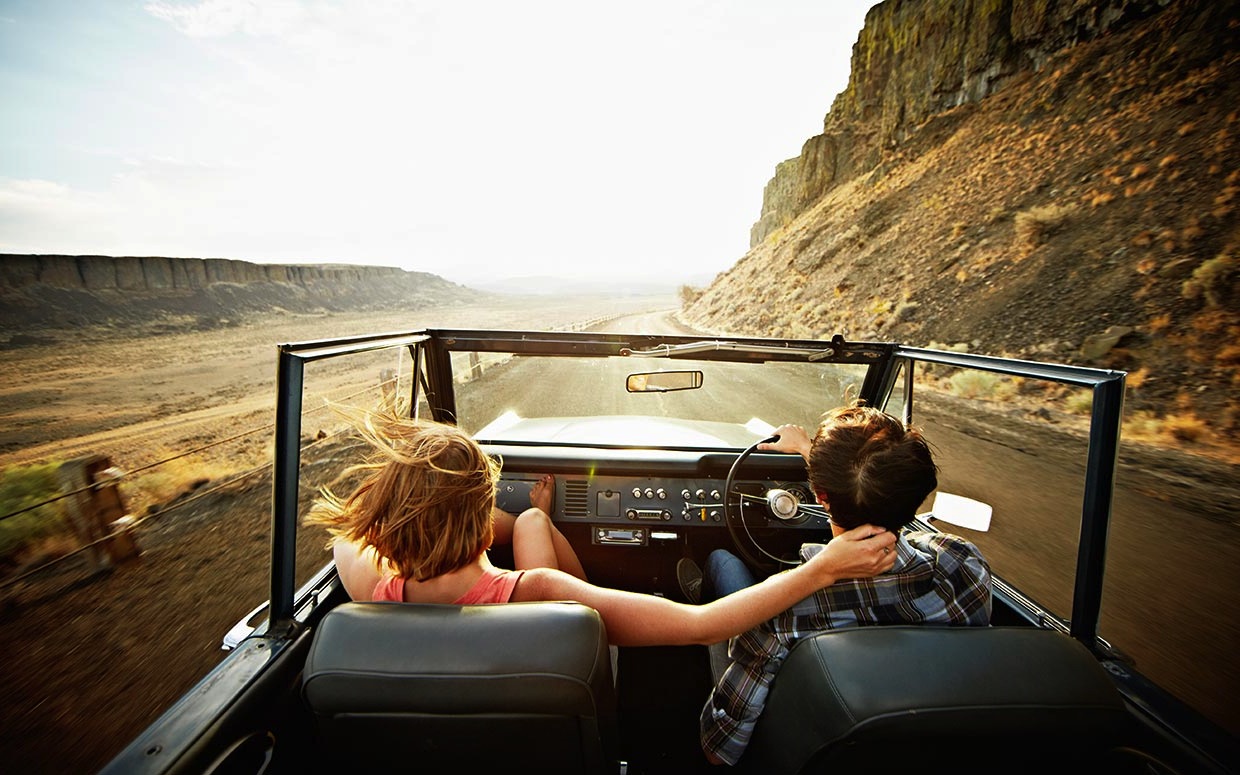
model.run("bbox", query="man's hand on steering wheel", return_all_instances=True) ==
[758,424,812,459]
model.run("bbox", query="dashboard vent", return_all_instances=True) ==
[563,479,590,518]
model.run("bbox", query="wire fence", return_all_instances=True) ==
[0,312,642,589]
[0,370,400,590]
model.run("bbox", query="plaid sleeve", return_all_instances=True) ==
[699,625,789,765]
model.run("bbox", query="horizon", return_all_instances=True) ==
[0,0,875,287]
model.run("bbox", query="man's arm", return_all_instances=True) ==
[700,629,788,765]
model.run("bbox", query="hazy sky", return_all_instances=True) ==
[0,0,875,286]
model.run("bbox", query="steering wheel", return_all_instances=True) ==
[724,436,819,573]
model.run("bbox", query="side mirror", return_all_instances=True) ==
[927,491,992,532]
[626,370,704,393]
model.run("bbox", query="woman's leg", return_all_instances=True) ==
[513,475,587,580]
[491,506,516,545]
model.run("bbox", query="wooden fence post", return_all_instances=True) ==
[57,455,141,568]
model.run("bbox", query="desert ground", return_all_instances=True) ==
[0,295,1236,772]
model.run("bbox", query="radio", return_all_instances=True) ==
[625,508,672,521]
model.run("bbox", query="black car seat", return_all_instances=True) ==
[740,626,1134,774]
[303,600,620,774]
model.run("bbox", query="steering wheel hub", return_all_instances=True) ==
[767,489,801,521]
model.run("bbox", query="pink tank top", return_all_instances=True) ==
[372,566,525,604]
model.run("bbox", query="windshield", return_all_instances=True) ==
[453,351,869,449]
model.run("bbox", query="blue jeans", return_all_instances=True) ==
[703,549,757,602]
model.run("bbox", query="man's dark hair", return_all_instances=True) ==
[806,404,938,532]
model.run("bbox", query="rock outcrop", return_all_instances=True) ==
[751,0,1174,246]
[0,255,479,332]
[687,0,1238,434]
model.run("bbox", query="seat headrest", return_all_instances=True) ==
[744,626,1130,774]
[304,600,613,716]
[303,601,619,774]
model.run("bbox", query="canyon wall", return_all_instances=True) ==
[0,255,479,333]
[751,0,1174,245]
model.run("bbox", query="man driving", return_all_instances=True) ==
[681,403,993,765]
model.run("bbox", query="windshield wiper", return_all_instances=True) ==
[620,340,838,361]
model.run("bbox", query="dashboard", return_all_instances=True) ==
[484,443,836,595]
[497,473,830,544]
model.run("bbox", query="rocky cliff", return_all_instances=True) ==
[686,0,1238,439]
[751,0,1175,245]
[0,255,479,333]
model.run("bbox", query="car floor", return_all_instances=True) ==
[617,644,717,774]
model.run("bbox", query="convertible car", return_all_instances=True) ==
[102,327,1236,774]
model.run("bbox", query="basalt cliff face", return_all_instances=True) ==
[685,0,1239,440]
[750,0,1177,246]
[0,255,478,334]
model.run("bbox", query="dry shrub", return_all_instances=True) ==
[1123,410,1164,441]
[1181,253,1236,307]
[946,370,1009,400]
[1014,204,1075,247]
[1064,390,1094,414]
[1163,413,1208,443]
[678,284,704,306]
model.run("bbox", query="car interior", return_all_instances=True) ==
[101,329,1237,775]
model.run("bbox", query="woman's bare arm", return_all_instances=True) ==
[333,540,383,601]
[512,524,896,646]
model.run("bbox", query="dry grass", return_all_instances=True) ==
[1163,413,1209,443]
[1123,409,1211,446]
[1014,203,1075,247]
[1182,253,1236,307]
[125,451,269,517]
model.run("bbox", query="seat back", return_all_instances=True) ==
[742,626,1132,774]
[303,601,619,774]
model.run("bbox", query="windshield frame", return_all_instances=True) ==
[415,329,897,449]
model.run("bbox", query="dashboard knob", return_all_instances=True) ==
[644,487,655,499]
[695,489,706,500]
[656,488,667,500]
[709,489,721,501]
[631,488,642,499]
[681,489,692,500]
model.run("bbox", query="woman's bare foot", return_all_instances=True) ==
[530,474,555,514]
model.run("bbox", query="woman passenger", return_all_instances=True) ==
[311,416,897,647]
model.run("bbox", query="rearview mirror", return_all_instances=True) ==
[626,370,704,393]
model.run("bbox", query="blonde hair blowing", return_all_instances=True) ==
[309,414,499,582]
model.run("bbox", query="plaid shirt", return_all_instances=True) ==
[700,530,992,765]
